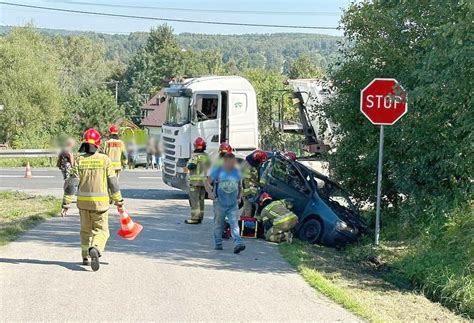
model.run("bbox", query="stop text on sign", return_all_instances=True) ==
[360,78,408,125]
[365,94,404,109]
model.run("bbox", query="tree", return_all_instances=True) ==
[121,25,205,118]
[53,35,111,95]
[65,89,124,136]
[288,55,324,79]
[0,27,62,147]
[322,2,472,313]
[244,69,300,151]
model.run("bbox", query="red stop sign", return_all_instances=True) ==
[360,78,408,125]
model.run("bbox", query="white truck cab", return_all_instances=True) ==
[162,76,259,190]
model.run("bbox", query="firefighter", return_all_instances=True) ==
[185,137,211,224]
[214,143,233,169]
[241,150,268,217]
[257,192,298,243]
[285,151,297,161]
[103,124,127,178]
[61,128,124,271]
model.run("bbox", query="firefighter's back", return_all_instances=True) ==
[76,152,111,212]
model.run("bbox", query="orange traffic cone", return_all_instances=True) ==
[24,162,32,179]
[117,207,143,240]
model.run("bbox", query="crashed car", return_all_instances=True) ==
[259,153,366,248]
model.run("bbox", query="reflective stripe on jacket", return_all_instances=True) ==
[241,160,258,197]
[62,152,122,211]
[187,152,210,186]
[259,200,299,232]
[104,139,126,171]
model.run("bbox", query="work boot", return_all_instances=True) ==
[215,245,223,250]
[82,258,90,266]
[184,219,201,224]
[233,244,246,254]
[89,247,100,272]
[285,232,294,244]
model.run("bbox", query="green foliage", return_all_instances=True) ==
[288,55,325,79]
[0,158,52,168]
[64,89,124,136]
[0,26,62,147]
[324,1,473,315]
[53,35,111,95]
[243,69,302,150]
[121,25,207,117]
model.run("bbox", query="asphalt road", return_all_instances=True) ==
[0,167,359,322]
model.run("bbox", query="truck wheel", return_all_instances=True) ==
[298,217,322,244]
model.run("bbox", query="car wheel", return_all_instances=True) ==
[298,217,322,244]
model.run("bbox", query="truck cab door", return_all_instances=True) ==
[228,91,258,151]
[190,91,221,158]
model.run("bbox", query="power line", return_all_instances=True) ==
[48,0,341,16]
[0,2,339,30]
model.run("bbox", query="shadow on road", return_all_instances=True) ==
[121,189,188,200]
[3,198,293,274]
[0,257,91,271]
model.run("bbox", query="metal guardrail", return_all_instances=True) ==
[0,149,58,158]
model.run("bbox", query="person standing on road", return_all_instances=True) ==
[126,139,137,169]
[57,137,76,180]
[104,125,127,178]
[61,128,124,271]
[145,138,156,169]
[154,139,163,171]
[241,150,268,217]
[185,137,210,224]
[206,153,246,253]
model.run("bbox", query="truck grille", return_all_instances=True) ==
[162,135,176,175]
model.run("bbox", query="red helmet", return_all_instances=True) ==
[194,137,206,150]
[285,151,297,161]
[219,143,232,154]
[108,124,120,135]
[82,128,102,147]
[252,150,268,163]
[259,192,273,205]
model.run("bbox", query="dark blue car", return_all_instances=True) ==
[259,153,366,247]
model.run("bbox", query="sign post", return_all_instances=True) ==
[360,78,407,245]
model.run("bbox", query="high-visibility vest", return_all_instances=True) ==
[241,160,258,197]
[187,152,210,186]
[104,139,126,171]
[260,200,298,232]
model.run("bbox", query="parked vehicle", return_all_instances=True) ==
[259,153,366,247]
[161,76,259,190]
[133,147,148,167]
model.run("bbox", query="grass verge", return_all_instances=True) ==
[0,157,53,168]
[280,240,467,322]
[0,191,60,245]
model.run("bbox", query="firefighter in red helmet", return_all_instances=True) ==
[285,151,297,161]
[61,128,124,271]
[103,125,126,178]
[185,137,211,224]
[241,150,268,217]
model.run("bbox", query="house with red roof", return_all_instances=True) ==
[140,90,167,139]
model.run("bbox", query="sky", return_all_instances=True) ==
[0,0,352,35]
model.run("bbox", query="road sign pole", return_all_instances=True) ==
[375,125,384,245]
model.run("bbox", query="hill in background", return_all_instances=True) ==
[0,26,341,71]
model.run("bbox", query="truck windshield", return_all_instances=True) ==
[165,96,190,126]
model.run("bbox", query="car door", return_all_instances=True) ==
[260,155,311,214]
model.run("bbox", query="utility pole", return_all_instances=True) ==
[104,80,121,105]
